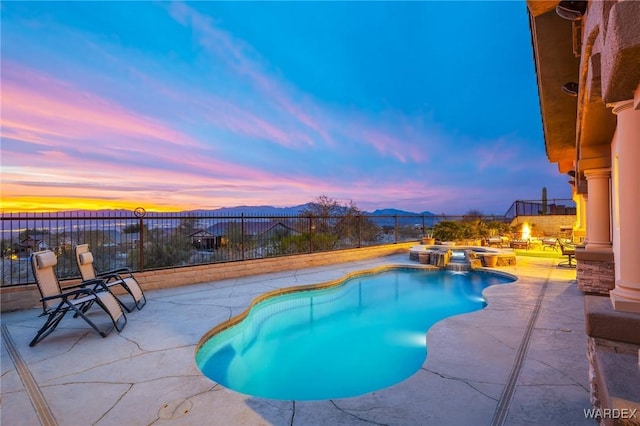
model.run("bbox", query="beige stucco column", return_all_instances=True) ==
[573,192,587,243]
[583,168,612,249]
[610,99,640,313]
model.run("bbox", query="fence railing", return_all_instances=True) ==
[1,209,516,287]
[504,199,576,219]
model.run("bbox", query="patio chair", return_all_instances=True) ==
[510,239,530,250]
[29,250,126,347]
[542,237,559,251]
[557,239,576,268]
[74,244,146,312]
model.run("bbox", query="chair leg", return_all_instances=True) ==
[69,302,114,337]
[558,254,576,268]
[121,277,146,311]
[101,277,145,313]
[31,297,126,346]
[94,292,127,332]
[30,308,68,347]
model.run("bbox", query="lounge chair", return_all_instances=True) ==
[74,244,146,312]
[29,250,126,346]
[557,239,576,268]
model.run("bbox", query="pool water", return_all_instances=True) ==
[196,268,514,400]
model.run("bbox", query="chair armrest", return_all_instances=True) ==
[41,286,97,301]
[100,273,123,281]
[59,281,93,291]
[78,278,110,292]
[99,268,131,276]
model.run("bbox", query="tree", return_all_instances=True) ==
[301,195,377,248]
[433,221,463,241]
[18,228,49,241]
[301,195,347,217]
[487,220,512,236]
[462,209,484,222]
[122,223,143,234]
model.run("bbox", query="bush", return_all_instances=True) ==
[433,221,464,241]
[274,233,339,255]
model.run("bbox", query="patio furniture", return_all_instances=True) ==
[510,239,530,250]
[486,237,507,248]
[558,239,577,268]
[542,237,559,250]
[29,250,126,347]
[74,244,146,312]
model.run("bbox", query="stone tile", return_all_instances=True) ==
[506,384,592,425]
[0,390,41,426]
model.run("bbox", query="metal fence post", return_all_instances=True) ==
[394,214,398,244]
[308,215,313,253]
[241,213,245,261]
[134,207,146,272]
[139,216,144,271]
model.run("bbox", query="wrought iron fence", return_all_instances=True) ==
[1,209,514,287]
[504,199,576,219]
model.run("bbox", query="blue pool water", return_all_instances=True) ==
[196,268,514,400]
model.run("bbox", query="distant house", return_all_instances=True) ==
[189,230,219,250]
[120,232,140,249]
[18,236,47,255]
[101,230,122,246]
[258,222,302,240]
[206,220,302,242]
[50,236,73,255]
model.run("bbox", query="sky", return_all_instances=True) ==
[1,1,572,215]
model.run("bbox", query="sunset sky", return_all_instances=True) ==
[1,1,571,214]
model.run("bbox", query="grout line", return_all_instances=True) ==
[1,324,57,426]
[490,264,552,426]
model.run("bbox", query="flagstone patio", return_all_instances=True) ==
[1,253,592,425]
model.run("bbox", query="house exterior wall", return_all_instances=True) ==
[509,215,576,238]
[528,0,640,311]
[527,1,640,414]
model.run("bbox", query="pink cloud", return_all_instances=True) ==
[473,137,518,171]
[1,61,202,149]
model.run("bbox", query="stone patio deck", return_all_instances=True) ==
[1,254,592,425]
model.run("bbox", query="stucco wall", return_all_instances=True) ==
[510,215,576,237]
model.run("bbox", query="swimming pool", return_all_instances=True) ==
[196,267,515,401]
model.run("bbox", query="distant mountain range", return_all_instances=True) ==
[3,203,434,218]
[189,205,435,219]
[2,205,435,217]
[2,206,447,239]
[188,204,314,216]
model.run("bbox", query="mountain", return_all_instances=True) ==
[3,205,436,220]
[188,204,313,216]
[366,209,435,227]
[369,208,433,216]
